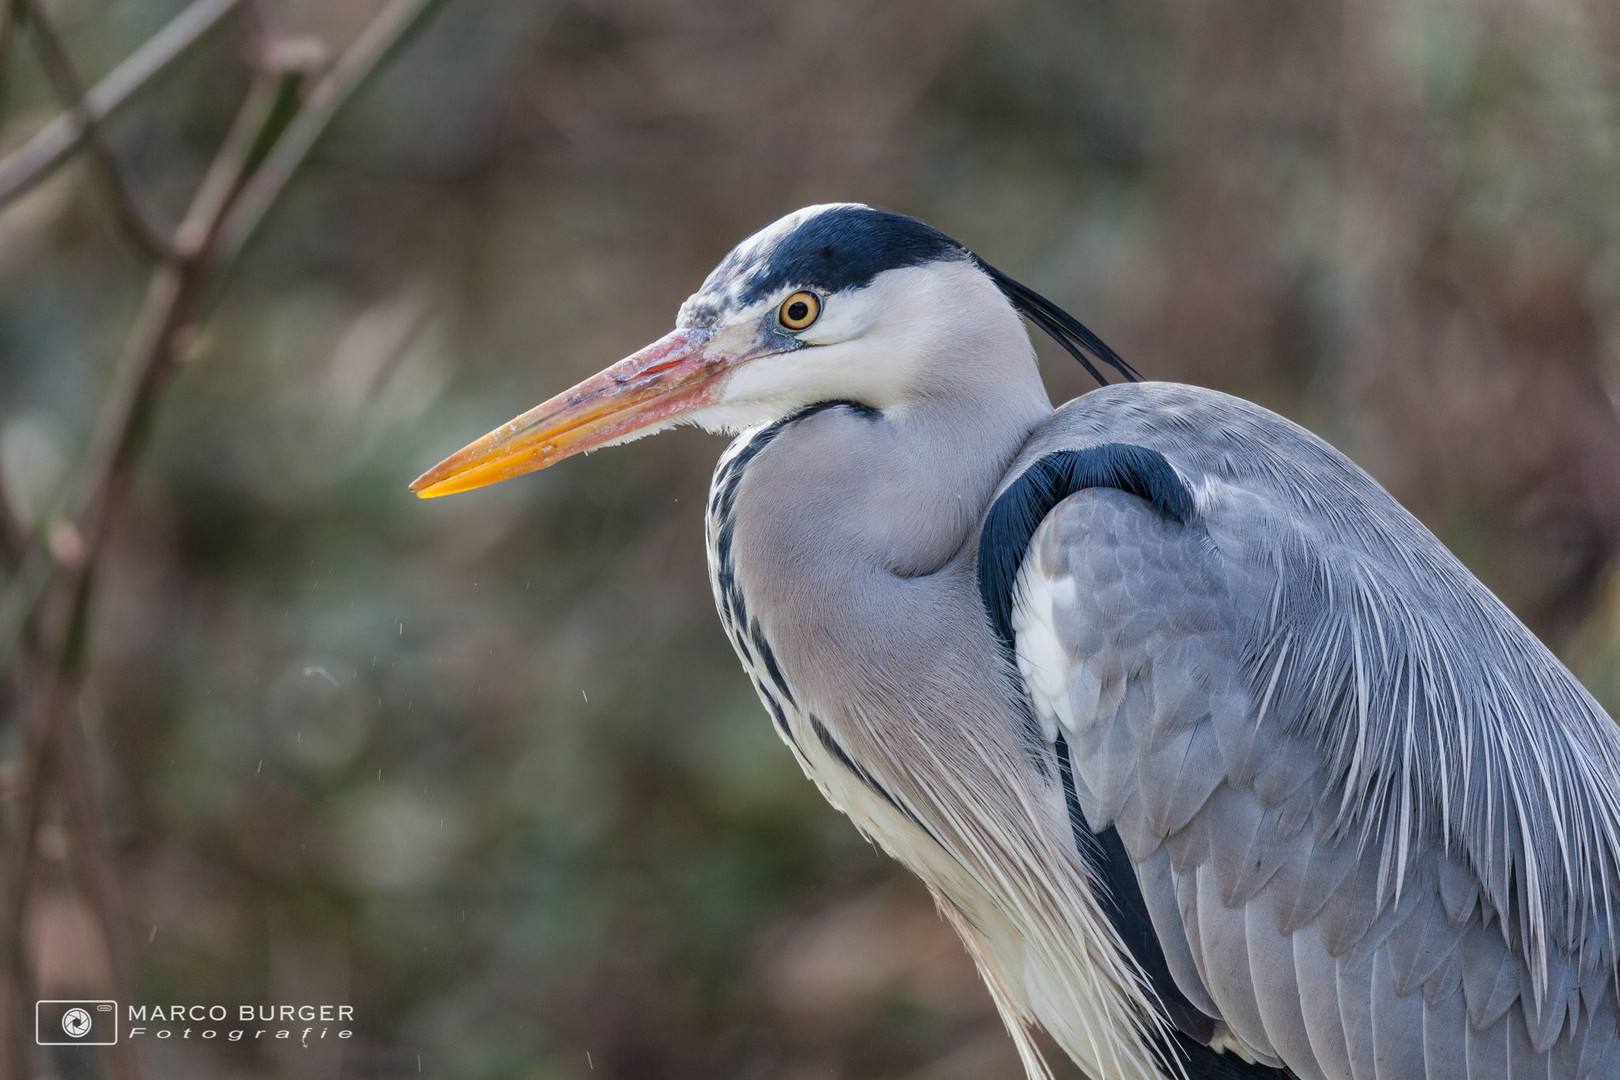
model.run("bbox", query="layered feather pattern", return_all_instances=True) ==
[1010,382,1620,1078]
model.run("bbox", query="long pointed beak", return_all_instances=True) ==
[410,327,730,498]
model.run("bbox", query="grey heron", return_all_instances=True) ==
[412,204,1620,1079]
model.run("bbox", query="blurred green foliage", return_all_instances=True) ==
[3,1,1620,1077]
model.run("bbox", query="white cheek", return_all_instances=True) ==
[716,337,919,415]
[715,348,839,406]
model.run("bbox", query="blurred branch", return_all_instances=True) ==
[237,0,282,61]
[21,0,174,260]
[0,1,446,1069]
[71,71,288,535]
[213,0,447,274]
[0,0,238,209]
[0,65,289,913]
[0,566,91,1080]
[0,548,50,678]
[0,0,23,120]
[0,490,24,568]
[0,0,441,669]
[0,76,270,1075]
[55,714,144,1080]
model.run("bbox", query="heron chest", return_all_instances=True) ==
[701,425,923,835]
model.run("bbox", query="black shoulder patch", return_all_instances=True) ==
[737,206,964,305]
[977,443,1194,651]
[972,443,1277,1073]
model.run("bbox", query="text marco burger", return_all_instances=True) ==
[126,1004,354,1042]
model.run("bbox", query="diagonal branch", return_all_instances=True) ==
[0,73,273,1075]
[0,563,93,1078]
[211,0,447,274]
[0,0,446,751]
[0,2,448,1067]
[0,0,445,660]
[21,0,174,260]
[0,0,238,211]
[0,70,293,675]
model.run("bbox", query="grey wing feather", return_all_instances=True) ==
[1138,846,1223,1021]
[1244,894,1327,1080]
[1294,924,1355,1078]
[1192,860,1280,1063]
[1422,983,1469,1080]
[1370,947,1428,1078]
[1009,383,1620,1078]
[1333,949,1376,1080]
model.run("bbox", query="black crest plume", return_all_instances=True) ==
[972,257,1140,386]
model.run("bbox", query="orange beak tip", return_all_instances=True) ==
[407,467,456,498]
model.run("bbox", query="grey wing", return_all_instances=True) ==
[1013,475,1620,1080]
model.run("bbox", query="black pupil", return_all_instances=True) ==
[787,300,809,323]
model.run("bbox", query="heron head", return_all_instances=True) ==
[411,204,1130,498]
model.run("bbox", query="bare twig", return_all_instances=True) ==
[174,70,290,255]
[213,0,448,272]
[0,0,443,662]
[0,1,446,1067]
[0,76,288,672]
[0,270,190,1080]
[0,0,442,654]
[0,565,91,1080]
[22,0,174,260]
[0,0,238,209]
[237,0,283,66]
[0,543,52,672]
[55,712,143,1080]
[0,70,281,1080]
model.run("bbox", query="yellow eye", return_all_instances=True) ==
[778,291,821,331]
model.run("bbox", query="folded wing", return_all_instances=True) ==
[1004,383,1620,1080]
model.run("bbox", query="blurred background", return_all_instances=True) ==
[2,0,1620,1077]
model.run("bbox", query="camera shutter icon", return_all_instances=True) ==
[36,1001,118,1046]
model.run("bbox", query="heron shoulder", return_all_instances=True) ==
[1008,379,1620,933]
[998,380,1620,1072]
[1003,381,1362,496]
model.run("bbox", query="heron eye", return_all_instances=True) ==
[778,291,821,331]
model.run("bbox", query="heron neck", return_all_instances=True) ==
[732,373,1053,584]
